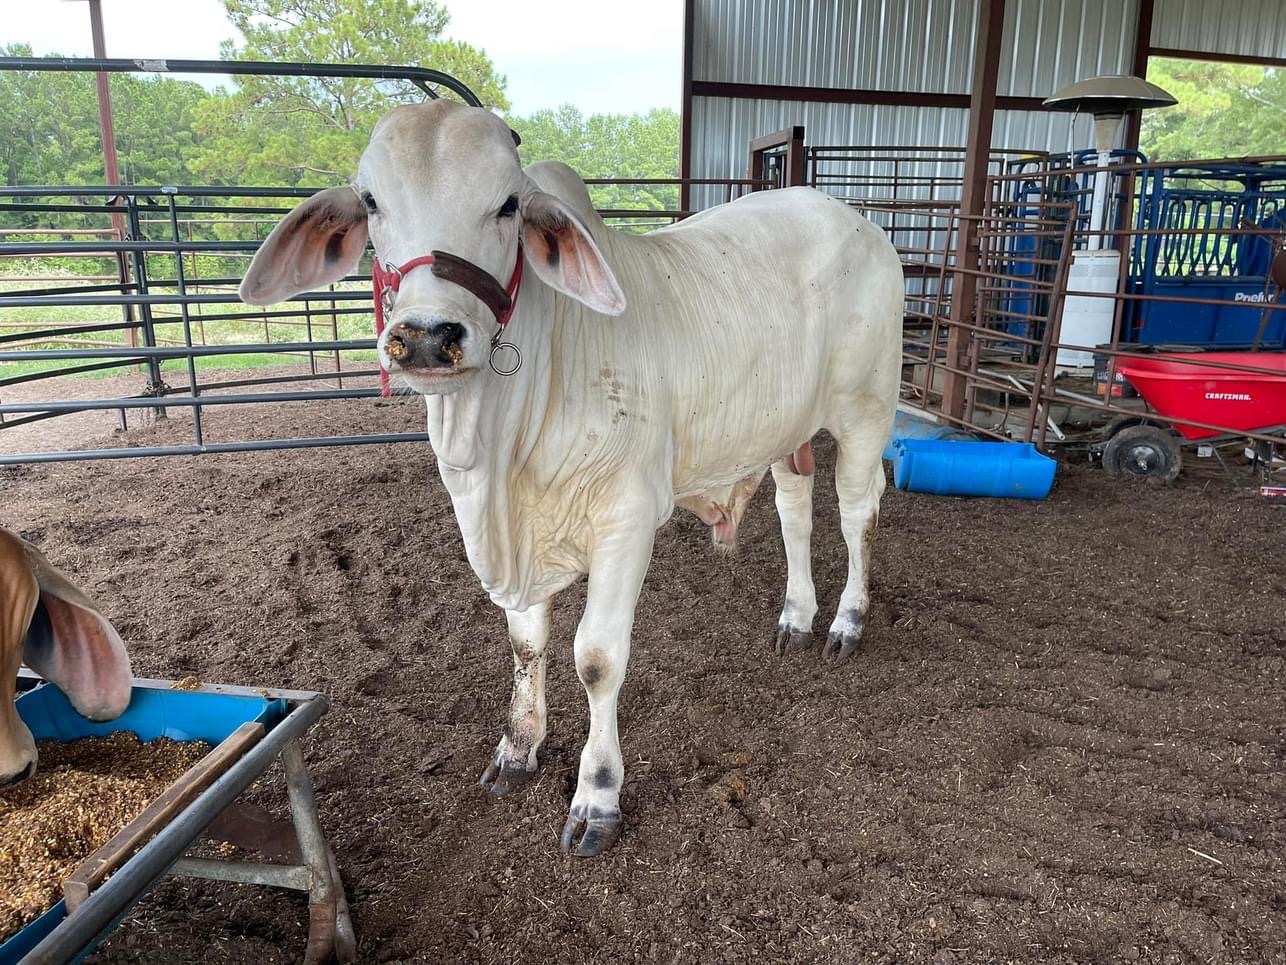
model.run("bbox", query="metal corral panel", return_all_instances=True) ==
[1152,0,1286,60]
[692,0,979,92]
[688,99,1087,191]
[996,0,1139,97]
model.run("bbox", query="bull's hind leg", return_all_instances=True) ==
[480,601,550,796]
[770,458,817,655]
[823,426,887,665]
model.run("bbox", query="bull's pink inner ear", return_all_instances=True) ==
[22,571,133,722]
[521,193,626,316]
[240,186,370,306]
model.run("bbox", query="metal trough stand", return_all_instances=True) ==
[18,674,356,964]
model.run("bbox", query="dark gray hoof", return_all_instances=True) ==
[821,629,862,665]
[773,624,814,656]
[560,808,622,857]
[479,758,535,797]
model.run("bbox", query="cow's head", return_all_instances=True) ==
[1,529,133,784]
[240,100,625,395]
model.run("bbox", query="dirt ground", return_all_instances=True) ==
[2,394,1283,964]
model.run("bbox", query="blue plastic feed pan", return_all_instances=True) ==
[893,440,1056,500]
[1,683,286,965]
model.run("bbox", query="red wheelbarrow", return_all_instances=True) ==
[1098,351,1286,481]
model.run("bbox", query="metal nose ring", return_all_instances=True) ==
[489,335,522,376]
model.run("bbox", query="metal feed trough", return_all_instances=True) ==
[4,672,354,964]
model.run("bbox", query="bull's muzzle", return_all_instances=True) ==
[384,320,467,370]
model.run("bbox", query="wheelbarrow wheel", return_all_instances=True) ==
[1102,425,1182,482]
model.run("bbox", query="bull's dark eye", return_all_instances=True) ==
[361,191,378,214]
[498,194,519,219]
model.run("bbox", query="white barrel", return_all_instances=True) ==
[1056,249,1121,367]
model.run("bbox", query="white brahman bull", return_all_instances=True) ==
[0,526,134,783]
[240,100,903,856]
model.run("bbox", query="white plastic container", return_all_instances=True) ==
[1056,249,1121,367]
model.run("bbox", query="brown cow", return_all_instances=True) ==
[1,527,133,783]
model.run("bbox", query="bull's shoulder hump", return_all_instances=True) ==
[656,186,877,235]
[646,188,889,263]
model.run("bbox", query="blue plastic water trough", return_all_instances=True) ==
[881,408,970,460]
[893,439,1056,499]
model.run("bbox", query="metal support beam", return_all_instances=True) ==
[692,79,1047,113]
[1149,46,1286,70]
[86,3,122,206]
[680,0,695,212]
[0,57,483,106]
[940,0,1006,423]
[282,739,349,965]
[85,1,137,348]
[1123,0,1155,154]
[171,857,311,891]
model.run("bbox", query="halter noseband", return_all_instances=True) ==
[372,246,525,395]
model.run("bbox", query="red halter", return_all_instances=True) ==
[372,246,525,396]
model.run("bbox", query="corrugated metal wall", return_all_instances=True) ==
[692,0,979,93]
[690,0,1141,199]
[1152,0,1286,61]
[996,0,1138,96]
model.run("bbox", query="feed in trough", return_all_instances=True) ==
[0,732,209,942]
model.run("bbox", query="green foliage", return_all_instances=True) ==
[190,0,509,185]
[0,0,682,293]
[0,43,211,190]
[1141,59,1286,161]
[511,106,681,215]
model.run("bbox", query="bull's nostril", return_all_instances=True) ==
[429,322,466,346]
[386,334,409,362]
[429,322,466,367]
[385,320,467,369]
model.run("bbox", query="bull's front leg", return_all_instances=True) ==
[561,523,655,857]
[479,601,550,796]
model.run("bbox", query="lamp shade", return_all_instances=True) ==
[1043,74,1177,116]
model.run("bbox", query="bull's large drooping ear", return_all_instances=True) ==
[521,189,626,316]
[1,533,39,781]
[240,186,369,305]
[22,541,133,723]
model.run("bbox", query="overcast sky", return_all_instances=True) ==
[3,0,682,115]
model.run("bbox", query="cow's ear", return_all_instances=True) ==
[521,189,626,316]
[240,187,369,305]
[22,542,133,722]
